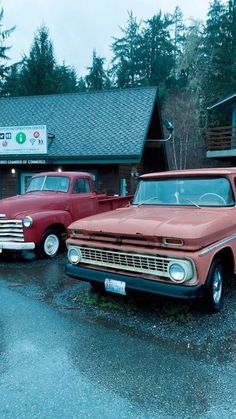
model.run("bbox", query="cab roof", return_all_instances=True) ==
[31,171,93,179]
[141,168,236,179]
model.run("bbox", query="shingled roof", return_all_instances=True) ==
[0,86,160,163]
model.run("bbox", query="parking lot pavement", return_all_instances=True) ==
[0,251,235,418]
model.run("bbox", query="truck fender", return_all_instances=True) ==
[17,210,73,245]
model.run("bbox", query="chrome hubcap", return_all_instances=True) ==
[44,234,59,256]
[213,268,222,304]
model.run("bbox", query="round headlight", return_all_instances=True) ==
[23,216,33,228]
[68,247,82,265]
[169,263,186,283]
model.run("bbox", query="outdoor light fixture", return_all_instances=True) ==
[147,119,174,143]
[11,168,16,174]
[164,119,174,132]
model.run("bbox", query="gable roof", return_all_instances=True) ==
[207,92,236,111]
[0,87,160,164]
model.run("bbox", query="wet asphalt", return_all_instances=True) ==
[0,251,235,419]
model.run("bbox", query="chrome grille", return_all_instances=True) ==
[79,246,170,277]
[0,220,24,242]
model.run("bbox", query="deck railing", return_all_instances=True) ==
[207,125,236,151]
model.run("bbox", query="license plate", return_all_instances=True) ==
[105,278,126,295]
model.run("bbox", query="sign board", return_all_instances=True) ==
[0,125,47,155]
[0,159,47,165]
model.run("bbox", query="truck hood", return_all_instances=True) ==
[0,192,68,218]
[69,205,236,250]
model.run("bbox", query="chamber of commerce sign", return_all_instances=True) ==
[0,125,47,155]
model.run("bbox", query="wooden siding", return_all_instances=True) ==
[0,169,18,199]
[0,151,166,199]
[207,125,236,150]
[95,165,119,195]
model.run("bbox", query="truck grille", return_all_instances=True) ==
[0,220,24,242]
[79,246,170,277]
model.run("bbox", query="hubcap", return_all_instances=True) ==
[213,268,222,304]
[44,234,59,256]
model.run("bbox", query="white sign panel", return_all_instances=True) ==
[0,125,47,155]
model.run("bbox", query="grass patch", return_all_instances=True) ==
[71,290,138,314]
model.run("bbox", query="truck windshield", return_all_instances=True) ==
[27,176,70,193]
[132,177,235,207]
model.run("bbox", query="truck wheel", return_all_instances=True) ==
[203,259,224,313]
[37,229,61,258]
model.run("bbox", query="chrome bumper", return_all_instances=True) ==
[0,242,35,251]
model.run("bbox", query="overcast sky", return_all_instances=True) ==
[2,0,213,76]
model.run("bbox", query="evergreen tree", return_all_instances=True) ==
[0,7,15,90]
[169,7,187,86]
[172,7,186,66]
[18,25,57,95]
[2,62,22,96]
[141,12,175,95]
[85,50,110,90]
[111,11,143,87]
[54,63,78,93]
[5,25,79,96]
[222,0,236,92]
[77,76,87,92]
[203,0,236,103]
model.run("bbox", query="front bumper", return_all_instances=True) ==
[0,242,35,251]
[65,264,204,300]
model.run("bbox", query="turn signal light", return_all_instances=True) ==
[162,238,184,246]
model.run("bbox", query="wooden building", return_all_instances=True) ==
[207,92,236,162]
[0,87,166,198]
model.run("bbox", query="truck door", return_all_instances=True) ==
[70,178,98,220]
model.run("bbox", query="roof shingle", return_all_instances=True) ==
[0,87,158,162]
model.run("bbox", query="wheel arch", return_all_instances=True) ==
[211,246,234,276]
[43,223,67,239]
[37,224,67,259]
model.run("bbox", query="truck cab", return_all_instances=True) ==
[0,171,131,258]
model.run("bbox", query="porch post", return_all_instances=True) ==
[232,107,236,148]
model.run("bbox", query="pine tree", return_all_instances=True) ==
[0,7,15,90]
[169,7,187,86]
[54,63,78,93]
[5,25,79,96]
[111,11,143,87]
[203,0,233,102]
[223,0,236,92]
[77,76,87,92]
[2,62,22,96]
[85,50,110,90]
[141,12,175,94]
[18,25,57,95]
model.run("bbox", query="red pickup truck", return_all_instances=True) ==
[0,171,131,258]
[66,168,236,313]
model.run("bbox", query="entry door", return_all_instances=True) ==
[20,173,35,194]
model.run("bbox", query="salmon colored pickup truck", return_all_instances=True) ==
[0,171,131,258]
[66,168,236,313]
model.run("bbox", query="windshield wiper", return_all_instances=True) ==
[136,197,161,207]
[185,198,202,208]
